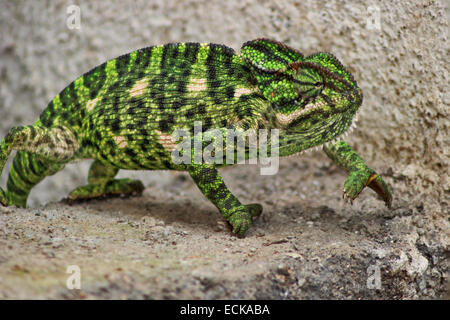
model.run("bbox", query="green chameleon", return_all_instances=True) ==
[0,39,392,235]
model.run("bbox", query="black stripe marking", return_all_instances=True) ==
[298,70,316,81]
[116,53,130,77]
[111,118,121,132]
[158,119,169,132]
[84,62,107,97]
[296,87,315,96]
[293,79,318,86]
[184,42,200,63]
[28,154,40,177]
[7,177,28,197]
[246,42,290,69]
[12,157,34,187]
[125,148,137,158]
[60,82,77,109]
[139,47,152,69]
[321,94,336,109]
[160,44,169,70]
[226,86,235,99]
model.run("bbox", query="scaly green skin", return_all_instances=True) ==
[0,39,392,235]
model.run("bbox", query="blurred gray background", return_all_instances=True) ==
[0,0,448,207]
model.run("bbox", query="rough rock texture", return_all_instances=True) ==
[0,0,448,299]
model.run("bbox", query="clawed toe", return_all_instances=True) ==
[367,174,392,208]
[245,203,263,217]
[342,192,354,205]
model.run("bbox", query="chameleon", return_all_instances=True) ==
[0,39,392,235]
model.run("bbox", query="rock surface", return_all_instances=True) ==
[0,156,448,299]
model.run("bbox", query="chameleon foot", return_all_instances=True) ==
[227,203,263,235]
[343,171,392,208]
[245,203,263,217]
[68,178,144,201]
[324,141,393,209]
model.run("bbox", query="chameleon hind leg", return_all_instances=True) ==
[0,125,75,207]
[323,140,392,208]
[68,160,144,200]
[188,164,262,235]
[0,151,64,207]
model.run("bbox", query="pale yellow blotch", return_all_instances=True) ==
[86,97,99,112]
[30,126,80,160]
[275,100,328,125]
[113,135,128,148]
[234,87,255,99]
[129,78,149,97]
[187,78,207,92]
[155,130,177,152]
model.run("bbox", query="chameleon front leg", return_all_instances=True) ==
[188,164,262,235]
[323,140,392,208]
[68,160,144,200]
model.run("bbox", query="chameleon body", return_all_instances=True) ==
[0,39,392,235]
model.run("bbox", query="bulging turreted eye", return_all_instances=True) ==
[293,70,324,100]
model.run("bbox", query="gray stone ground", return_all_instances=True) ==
[0,1,448,299]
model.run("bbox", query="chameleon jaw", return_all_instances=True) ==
[366,173,393,208]
[275,100,328,125]
[275,96,345,126]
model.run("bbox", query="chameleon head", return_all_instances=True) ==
[241,39,363,147]
[277,53,363,137]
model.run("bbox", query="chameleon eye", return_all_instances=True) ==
[315,81,322,88]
